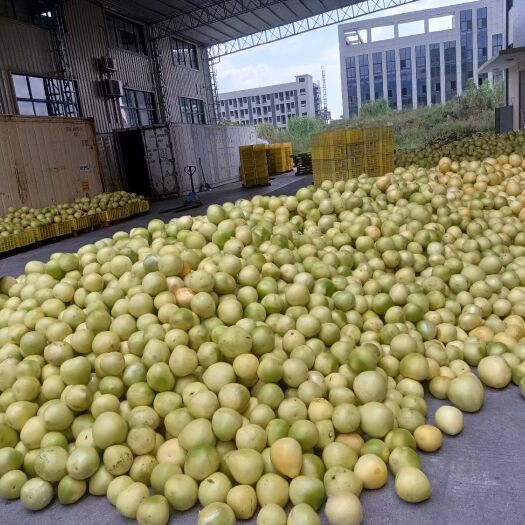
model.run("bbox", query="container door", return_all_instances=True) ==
[141,127,179,198]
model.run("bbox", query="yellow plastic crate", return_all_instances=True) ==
[346,129,364,144]
[97,211,112,224]
[128,201,140,216]
[14,230,35,248]
[363,127,381,142]
[72,215,92,231]
[54,221,73,237]
[38,223,57,241]
[138,201,150,213]
[0,235,17,253]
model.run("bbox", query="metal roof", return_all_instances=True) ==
[99,0,373,45]
[479,46,525,73]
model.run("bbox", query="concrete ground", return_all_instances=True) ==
[2,172,525,524]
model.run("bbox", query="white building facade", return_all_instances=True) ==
[338,0,506,117]
[219,74,322,128]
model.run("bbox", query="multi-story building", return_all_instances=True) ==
[338,0,506,117]
[218,75,322,128]
[480,0,525,130]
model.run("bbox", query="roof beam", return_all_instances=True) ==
[150,0,289,39]
[208,0,418,58]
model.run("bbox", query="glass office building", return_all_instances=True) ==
[339,0,505,117]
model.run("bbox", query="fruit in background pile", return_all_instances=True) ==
[0,192,146,237]
[0,152,524,524]
[395,130,525,168]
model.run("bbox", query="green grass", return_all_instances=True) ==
[259,82,504,153]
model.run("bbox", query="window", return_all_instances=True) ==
[299,77,305,82]
[302,112,307,116]
[359,54,370,105]
[444,40,457,100]
[415,45,427,107]
[107,12,146,54]
[460,10,474,90]
[2,0,64,30]
[172,38,199,69]
[220,100,225,106]
[346,56,358,116]
[120,89,156,127]
[492,33,503,55]
[399,47,412,108]
[12,74,80,117]
[180,97,205,124]
[430,43,441,104]
[300,88,306,94]
[372,52,383,100]
[300,100,306,106]
[492,33,504,84]
[477,7,488,84]
[386,50,397,109]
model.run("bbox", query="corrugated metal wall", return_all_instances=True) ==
[169,124,257,193]
[158,38,216,124]
[96,133,125,192]
[0,18,56,114]
[63,0,156,134]
[0,116,103,214]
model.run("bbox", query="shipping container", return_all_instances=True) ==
[0,115,103,215]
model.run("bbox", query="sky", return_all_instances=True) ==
[216,0,460,119]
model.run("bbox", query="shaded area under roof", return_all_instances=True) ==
[98,0,373,45]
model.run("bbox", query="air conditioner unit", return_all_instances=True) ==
[99,56,117,73]
[103,79,123,98]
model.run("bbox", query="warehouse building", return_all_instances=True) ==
[479,0,525,131]
[218,75,323,128]
[338,0,506,117]
[0,0,256,201]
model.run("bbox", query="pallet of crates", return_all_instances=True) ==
[72,215,93,234]
[266,144,277,174]
[0,235,18,254]
[363,138,381,178]
[38,223,57,241]
[96,210,113,226]
[254,144,270,186]
[294,153,312,176]
[240,147,256,188]
[138,200,150,214]
[53,220,73,238]
[281,143,293,172]
[380,127,395,174]
[13,230,35,249]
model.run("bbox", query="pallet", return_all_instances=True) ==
[242,182,271,188]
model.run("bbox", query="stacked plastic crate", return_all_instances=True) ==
[240,145,269,187]
[266,143,293,175]
[311,126,394,186]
